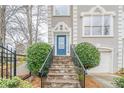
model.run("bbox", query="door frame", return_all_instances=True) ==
[53,32,71,56]
[57,35,66,55]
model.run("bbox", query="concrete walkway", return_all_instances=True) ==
[16,62,29,76]
[89,73,120,88]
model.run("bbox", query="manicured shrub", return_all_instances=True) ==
[113,76,124,88]
[0,77,32,88]
[27,42,52,75]
[75,42,100,69]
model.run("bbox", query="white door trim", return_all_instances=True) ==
[53,32,71,56]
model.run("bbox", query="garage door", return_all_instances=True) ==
[88,51,112,73]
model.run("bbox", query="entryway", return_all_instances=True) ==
[57,35,66,55]
[52,22,72,56]
[54,32,71,56]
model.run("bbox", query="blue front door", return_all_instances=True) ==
[57,35,66,55]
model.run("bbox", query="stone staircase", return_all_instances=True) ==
[43,56,81,88]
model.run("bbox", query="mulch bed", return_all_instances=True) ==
[85,75,103,88]
[25,76,46,88]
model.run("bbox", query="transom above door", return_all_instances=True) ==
[57,35,66,55]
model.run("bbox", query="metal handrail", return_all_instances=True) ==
[71,45,86,88]
[39,46,54,88]
[71,45,86,72]
[0,44,15,54]
[39,47,53,73]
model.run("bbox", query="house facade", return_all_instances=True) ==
[48,5,124,73]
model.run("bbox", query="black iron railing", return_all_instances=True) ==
[71,45,86,88]
[0,43,16,79]
[39,46,54,88]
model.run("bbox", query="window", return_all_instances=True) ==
[82,15,113,36]
[53,6,70,16]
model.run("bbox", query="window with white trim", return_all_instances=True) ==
[53,6,70,16]
[82,15,113,36]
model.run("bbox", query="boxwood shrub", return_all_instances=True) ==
[0,77,32,88]
[113,76,124,88]
[75,42,100,69]
[27,42,52,75]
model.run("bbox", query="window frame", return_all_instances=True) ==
[53,5,70,16]
[82,14,114,37]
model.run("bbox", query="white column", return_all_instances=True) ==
[118,5,123,71]
[48,6,52,45]
[73,6,78,44]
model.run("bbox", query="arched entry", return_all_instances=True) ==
[52,22,72,56]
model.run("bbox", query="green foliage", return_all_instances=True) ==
[27,42,52,75]
[113,76,124,88]
[75,67,84,81]
[0,77,32,88]
[75,42,100,69]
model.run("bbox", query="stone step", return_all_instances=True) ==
[45,79,79,84]
[53,60,72,63]
[44,56,81,88]
[48,72,78,77]
[44,79,80,88]
[49,67,76,72]
[44,83,80,88]
[52,62,74,65]
[53,56,72,60]
[50,65,75,69]
[47,75,78,80]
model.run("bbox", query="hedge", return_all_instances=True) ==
[75,42,100,69]
[27,42,52,75]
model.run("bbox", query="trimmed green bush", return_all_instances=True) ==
[27,42,52,75]
[0,77,32,88]
[75,42,100,69]
[113,76,124,88]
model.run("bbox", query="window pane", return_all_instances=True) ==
[54,5,70,16]
[84,27,90,35]
[83,16,90,26]
[92,16,102,26]
[103,26,110,35]
[92,27,102,35]
[58,37,65,49]
[104,16,110,26]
